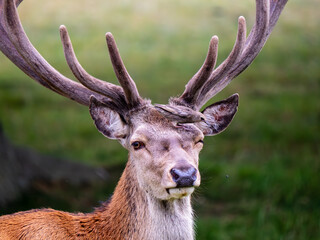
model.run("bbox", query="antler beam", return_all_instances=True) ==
[0,0,142,111]
[1,0,97,105]
[175,0,288,110]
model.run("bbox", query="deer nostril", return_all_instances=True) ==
[170,169,180,182]
[170,166,197,188]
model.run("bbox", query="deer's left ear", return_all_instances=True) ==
[196,94,239,136]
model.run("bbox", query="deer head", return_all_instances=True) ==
[0,0,287,200]
[0,0,288,238]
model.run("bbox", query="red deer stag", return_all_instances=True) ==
[0,0,287,239]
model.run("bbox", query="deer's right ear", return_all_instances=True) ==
[196,94,239,136]
[89,97,129,140]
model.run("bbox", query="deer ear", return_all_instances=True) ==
[196,94,239,136]
[89,96,129,140]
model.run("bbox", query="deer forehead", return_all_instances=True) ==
[130,123,203,146]
[128,106,201,140]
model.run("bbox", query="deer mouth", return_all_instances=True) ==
[166,187,195,199]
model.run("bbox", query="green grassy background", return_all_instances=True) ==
[0,0,319,239]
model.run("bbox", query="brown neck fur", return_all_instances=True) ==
[73,160,145,239]
[0,155,194,240]
[73,159,194,240]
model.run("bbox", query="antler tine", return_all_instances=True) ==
[179,36,219,107]
[1,0,103,106]
[105,33,143,108]
[59,25,127,106]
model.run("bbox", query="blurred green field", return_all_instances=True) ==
[0,0,319,239]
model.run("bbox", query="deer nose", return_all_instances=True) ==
[170,166,197,188]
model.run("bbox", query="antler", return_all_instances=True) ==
[0,0,142,112]
[60,26,143,108]
[0,0,288,118]
[174,0,288,111]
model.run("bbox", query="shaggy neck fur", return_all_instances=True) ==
[79,160,194,239]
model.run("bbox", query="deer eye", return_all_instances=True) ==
[131,141,145,150]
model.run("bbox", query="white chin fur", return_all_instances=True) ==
[167,187,194,199]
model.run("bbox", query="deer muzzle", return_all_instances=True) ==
[170,165,197,188]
